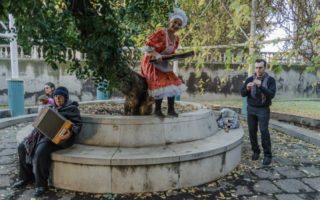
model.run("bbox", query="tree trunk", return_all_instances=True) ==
[120,71,154,116]
[68,0,154,116]
[248,0,257,75]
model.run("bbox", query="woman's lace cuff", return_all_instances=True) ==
[142,46,155,53]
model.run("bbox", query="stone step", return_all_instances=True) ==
[51,127,243,193]
[77,107,218,147]
[52,127,243,165]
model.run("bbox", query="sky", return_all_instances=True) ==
[261,27,288,52]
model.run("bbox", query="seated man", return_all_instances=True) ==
[13,86,82,197]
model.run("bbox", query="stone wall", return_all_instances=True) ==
[0,60,96,105]
[179,64,320,100]
[0,60,319,105]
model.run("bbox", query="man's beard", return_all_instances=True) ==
[257,72,264,77]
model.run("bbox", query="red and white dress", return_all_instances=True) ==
[141,28,187,99]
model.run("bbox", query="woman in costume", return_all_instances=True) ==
[141,8,188,117]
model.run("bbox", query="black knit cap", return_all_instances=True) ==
[53,86,69,102]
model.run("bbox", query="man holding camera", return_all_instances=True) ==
[241,59,276,165]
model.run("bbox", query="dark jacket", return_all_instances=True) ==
[24,100,82,162]
[51,100,82,148]
[240,75,276,107]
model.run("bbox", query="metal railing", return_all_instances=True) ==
[0,44,308,65]
[0,45,86,61]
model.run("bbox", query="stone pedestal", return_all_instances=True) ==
[17,100,244,193]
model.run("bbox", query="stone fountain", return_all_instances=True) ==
[17,99,243,193]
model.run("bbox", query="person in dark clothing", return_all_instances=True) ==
[240,59,276,166]
[12,86,82,197]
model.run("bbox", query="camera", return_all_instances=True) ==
[225,119,232,128]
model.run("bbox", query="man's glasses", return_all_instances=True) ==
[255,67,264,69]
[44,87,50,89]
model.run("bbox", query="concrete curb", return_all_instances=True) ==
[269,119,320,147]
[237,115,320,147]
[0,114,37,129]
[0,106,38,118]
[270,112,320,129]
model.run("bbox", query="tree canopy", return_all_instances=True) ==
[0,0,319,87]
[0,0,176,90]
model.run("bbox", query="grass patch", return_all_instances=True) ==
[200,99,320,119]
[0,105,8,109]
[271,101,320,119]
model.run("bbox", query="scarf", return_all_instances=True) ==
[23,128,44,164]
[250,72,270,104]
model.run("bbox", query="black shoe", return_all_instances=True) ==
[154,110,165,118]
[12,180,29,189]
[168,110,179,117]
[251,152,260,161]
[167,97,178,117]
[263,157,272,165]
[154,99,165,118]
[34,187,47,197]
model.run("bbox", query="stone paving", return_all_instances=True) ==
[0,122,319,200]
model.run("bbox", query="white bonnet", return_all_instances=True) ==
[169,8,188,28]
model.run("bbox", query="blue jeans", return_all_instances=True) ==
[247,105,272,158]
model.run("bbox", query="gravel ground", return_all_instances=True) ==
[1,121,319,200]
